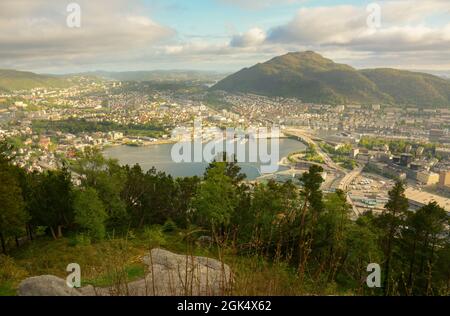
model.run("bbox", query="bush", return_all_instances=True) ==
[68,233,92,247]
[73,187,108,241]
[35,226,47,237]
[0,255,28,296]
[162,219,177,233]
[126,230,137,240]
[142,226,167,247]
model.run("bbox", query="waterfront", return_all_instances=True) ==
[104,138,306,179]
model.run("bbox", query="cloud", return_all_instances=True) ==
[0,0,175,71]
[230,28,266,47]
[1,0,449,73]
[217,0,307,10]
[226,0,450,70]
[266,1,450,51]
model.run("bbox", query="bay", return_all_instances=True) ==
[104,138,306,180]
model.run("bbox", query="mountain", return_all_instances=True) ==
[359,68,450,107]
[87,70,227,82]
[0,69,73,92]
[212,51,450,107]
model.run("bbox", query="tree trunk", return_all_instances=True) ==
[26,225,31,241]
[383,208,397,296]
[383,237,392,296]
[15,236,20,248]
[49,226,57,240]
[407,236,418,295]
[298,198,309,276]
[57,225,63,238]
[139,214,145,229]
[425,238,437,296]
[27,224,34,241]
[0,232,6,254]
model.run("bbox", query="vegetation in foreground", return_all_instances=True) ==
[0,143,449,296]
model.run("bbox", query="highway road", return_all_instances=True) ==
[338,167,364,191]
[284,128,363,217]
[284,128,345,173]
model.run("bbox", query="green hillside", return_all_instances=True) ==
[212,51,450,107]
[88,70,226,82]
[360,68,450,107]
[0,69,72,92]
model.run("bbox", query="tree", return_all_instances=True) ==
[246,180,298,259]
[341,213,383,294]
[435,241,450,296]
[205,153,246,185]
[313,190,352,283]
[73,187,108,240]
[72,148,127,228]
[121,164,150,228]
[378,180,409,295]
[193,162,238,240]
[297,165,325,277]
[173,176,201,228]
[28,168,74,239]
[0,165,28,253]
[144,170,177,225]
[400,202,449,295]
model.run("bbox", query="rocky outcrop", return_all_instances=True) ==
[18,248,233,296]
[17,275,83,296]
[141,248,232,295]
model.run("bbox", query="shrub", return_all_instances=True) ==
[68,233,92,247]
[162,219,177,233]
[73,187,108,241]
[142,226,167,248]
[0,255,28,295]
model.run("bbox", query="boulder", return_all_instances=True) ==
[18,249,233,296]
[18,275,82,296]
[137,248,233,296]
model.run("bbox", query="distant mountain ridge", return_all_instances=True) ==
[0,69,73,92]
[212,51,450,107]
[0,69,227,92]
[85,70,227,82]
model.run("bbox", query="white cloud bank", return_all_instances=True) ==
[0,0,175,71]
[229,0,450,71]
[0,0,449,72]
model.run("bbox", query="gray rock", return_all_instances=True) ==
[18,275,83,296]
[18,249,233,296]
[138,248,233,296]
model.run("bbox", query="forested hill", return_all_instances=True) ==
[212,51,450,107]
[0,69,74,92]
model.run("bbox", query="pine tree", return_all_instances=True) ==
[380,180,409,295]
[0,164,28,254]
[297,165,324,278]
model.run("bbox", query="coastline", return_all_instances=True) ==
[103,139,176,149]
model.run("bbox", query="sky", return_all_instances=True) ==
[0,0,449,74]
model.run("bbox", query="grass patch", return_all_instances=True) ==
[2,229,357,296]
[0,281,16,296]
[84,264,146,288]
